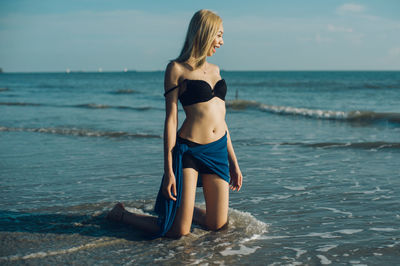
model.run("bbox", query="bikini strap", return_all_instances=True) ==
[163,84,179,97]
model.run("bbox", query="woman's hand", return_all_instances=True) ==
[229,165,243,191]
[162,172,177,201]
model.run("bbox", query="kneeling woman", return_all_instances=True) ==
[107,9,242,238]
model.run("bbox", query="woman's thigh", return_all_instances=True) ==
[202,173,229,230]
[167,167,198,236]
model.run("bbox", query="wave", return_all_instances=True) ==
[230,81,400,90]
[240,140,400,150]
[0,87,9,92]
[0,102,42,106]
[0,126,161,139]
[232,80,340,88]
[227,100,400,125]
[285,141,400,149]
[73,103,153,111]
[0,101,155,111]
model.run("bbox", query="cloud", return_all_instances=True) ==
[337,3,366,14]
[389,47,400,56]
[327,24,353,33]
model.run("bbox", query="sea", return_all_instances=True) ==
[0,70,399,265]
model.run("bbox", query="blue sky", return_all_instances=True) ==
[0,0,399,72]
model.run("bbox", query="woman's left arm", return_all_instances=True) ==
[225,122,243,191]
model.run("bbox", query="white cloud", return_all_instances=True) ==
[337,3,366,14]
[327,24,353,33]
[389,47,400,56]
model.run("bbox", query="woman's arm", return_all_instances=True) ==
[224,122,243,191]
[225,122,239,169]
[162,61,182,201]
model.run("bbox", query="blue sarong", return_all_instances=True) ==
[153,131,230,238]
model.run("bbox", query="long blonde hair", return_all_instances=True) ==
[173,9,222,69]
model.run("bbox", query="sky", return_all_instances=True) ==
[0,0,399,72]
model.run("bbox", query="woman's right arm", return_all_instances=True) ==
[162,61,181,201]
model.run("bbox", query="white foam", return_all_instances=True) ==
[315,207,353,218]
[220,244,261,256]
[1,238,122,261]
[372,195,392,201]
[363,186,388,194]
[259,103,347,120]
[283,247,307,258]
[304,232,340,239]
[258,235,290,240]
[249,197,264,204]
[370,227,397,232]
[317,254,332,264]
[316,244,337,252]
[284,186,306,191]
[125,207,152,216]
[153,250,176,262]
[305,162,318,166]
[267,194,292,200]
[335,229,363,235]
[228,208,269,236]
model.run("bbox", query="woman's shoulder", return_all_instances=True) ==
[164,61,184,92]
[207,62,220,71]
[166,60,184,73]
[207,63,221,77]
[165,60,184,80]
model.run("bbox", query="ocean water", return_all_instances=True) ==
[0,71,399,265]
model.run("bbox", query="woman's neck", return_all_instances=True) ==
[186,57,207,69]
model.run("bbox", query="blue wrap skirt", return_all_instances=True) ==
[153,131,230,238]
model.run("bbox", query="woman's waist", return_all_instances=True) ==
[178,121,226,145]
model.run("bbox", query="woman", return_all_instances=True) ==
[107,9,242,238]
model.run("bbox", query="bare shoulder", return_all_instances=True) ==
[165,61,183,89]
[165,61,183,75]
[207,63,221,78]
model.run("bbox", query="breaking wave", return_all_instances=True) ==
[229,80,400,90]
[73,103,153,111]
[248,141,400,150]
[227,100,400,125]
[0,126,161,139]
[0,101,156,111]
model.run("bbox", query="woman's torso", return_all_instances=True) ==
[174,62,227,144]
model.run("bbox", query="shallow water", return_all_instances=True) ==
[1,71,399,265]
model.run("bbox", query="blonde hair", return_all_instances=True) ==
[173,9,222,69]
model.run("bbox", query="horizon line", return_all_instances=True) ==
[1,69,399,74]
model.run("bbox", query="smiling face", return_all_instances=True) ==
[207,24,224,57]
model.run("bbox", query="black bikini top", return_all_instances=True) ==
[164,78,227,106]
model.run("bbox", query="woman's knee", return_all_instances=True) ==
[167,226,191,238]
[206,218,228,231]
